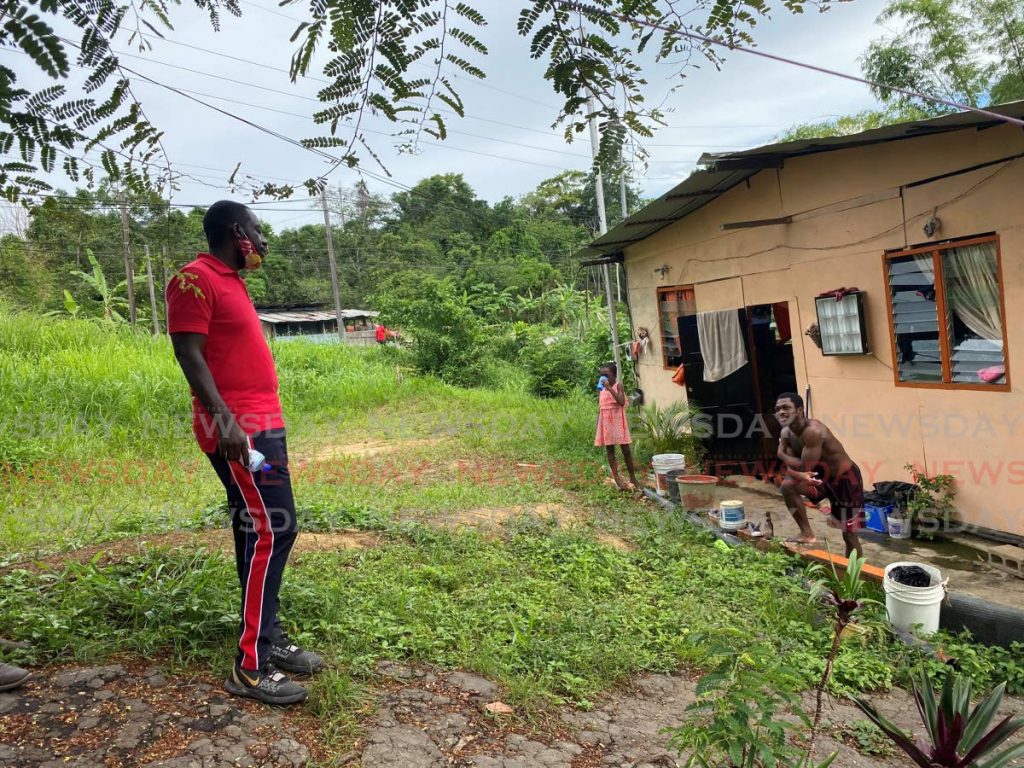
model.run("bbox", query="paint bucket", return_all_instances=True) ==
[718,499,746,530]
[884,561,946,635]
[665,469,689,504]
[652,454,686,497]
[887,513,911,539]
[676,475,719,512]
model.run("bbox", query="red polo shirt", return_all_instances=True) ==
[166,253,284,452]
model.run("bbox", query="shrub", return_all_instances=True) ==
[518,327,586,398]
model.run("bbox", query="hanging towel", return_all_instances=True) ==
[697,309,748,383]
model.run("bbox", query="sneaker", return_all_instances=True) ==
[0,661,30,691]
[224,663,307,705]
[269,635,324,676]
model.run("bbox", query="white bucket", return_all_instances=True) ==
[887,514,912,539]
[718,499,746,531]
[884,561,946,635]
[652,453,686,497]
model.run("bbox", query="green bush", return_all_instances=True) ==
[518,327,586,398]
[374,276,490,387]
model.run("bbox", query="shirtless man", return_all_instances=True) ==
[774,393,865,557]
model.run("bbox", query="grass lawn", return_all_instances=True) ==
[2,311,1021,752]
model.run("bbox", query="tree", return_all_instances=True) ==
[2,0,837,202]
[68,250,132,323]
[780,0,1024,139]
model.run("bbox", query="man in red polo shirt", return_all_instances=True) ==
[167,200,321,705]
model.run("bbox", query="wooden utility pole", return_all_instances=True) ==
[161,246,170,336]
[587,92,622,377]
[119,191,137,326]
[617,156,628,304]
[320,184,347,343]
[144,244,159,335]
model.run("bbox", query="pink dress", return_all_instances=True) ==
[594,384,632,446]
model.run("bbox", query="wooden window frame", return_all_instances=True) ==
[882,234,1010,392]
[657,284,695,370]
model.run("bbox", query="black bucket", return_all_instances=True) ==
[666,468,688,504]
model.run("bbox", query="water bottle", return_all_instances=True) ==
[597,375,609,391]
[245,449,271,473]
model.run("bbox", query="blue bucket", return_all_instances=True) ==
[864,503,893,533]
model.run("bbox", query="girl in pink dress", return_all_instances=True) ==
[594,363,641,493]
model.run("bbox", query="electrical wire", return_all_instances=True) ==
[550,0,1024,129]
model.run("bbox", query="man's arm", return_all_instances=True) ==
[777,428,803,470]
[170,332,249,463]
[785,425,824,482]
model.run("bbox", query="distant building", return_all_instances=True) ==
[256,306,379,345]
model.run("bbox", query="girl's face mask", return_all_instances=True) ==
[237,236,262,270]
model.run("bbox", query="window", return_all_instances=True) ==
[657,285,696,368]
[884,236,1008,389]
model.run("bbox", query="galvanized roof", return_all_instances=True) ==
[580,101,1024,259]
[257,309,379,323]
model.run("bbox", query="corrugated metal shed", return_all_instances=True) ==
[579,101,1024,260]
[257,309,379,324]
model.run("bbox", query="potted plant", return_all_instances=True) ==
[904,464,957,540]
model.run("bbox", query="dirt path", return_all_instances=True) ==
[9,655,1021,767]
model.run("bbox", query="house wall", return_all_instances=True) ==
[625,123,1024,536]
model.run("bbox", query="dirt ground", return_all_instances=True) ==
[4,652,1022,767]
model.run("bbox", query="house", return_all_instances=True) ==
[256,306,379,345]
[581,102,1024,541]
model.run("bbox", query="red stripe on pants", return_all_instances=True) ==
[228,460,275,671]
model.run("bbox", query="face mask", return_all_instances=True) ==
[238,236,262,270]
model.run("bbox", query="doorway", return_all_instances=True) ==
[677,302,796,477]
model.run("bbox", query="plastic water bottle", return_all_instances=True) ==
[245,449,271,473]
[597,375,609,391]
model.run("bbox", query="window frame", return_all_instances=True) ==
[882,234,1010,392]
[656,284,695,370]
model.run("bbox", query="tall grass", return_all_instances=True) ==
[0,310,599,553]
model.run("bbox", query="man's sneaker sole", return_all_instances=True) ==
[224,676,308,705]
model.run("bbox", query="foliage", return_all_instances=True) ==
[0,0,243,200]
[374,274,488,387]
[838,719,895,757]
[518,327,587,399]
[665,636,837,768]
[780,0,1024,138]
[776,106,930,141]
[904,463,957,533]
[68,249,133,323]
[3,0,837,201]
[805,550,884,753]
[630,399,706,467]
[855,667,1024,768]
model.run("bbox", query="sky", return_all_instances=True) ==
[2,0,891,231]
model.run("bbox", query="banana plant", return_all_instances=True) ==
[855,668,1024,768]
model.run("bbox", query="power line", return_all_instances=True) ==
[551,0,1024,129]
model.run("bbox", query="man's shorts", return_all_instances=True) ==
[819,463,866,533]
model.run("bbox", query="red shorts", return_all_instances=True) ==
[819,464,865,533]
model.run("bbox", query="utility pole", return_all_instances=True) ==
[119,191,137,326]
[617,153,628,304]
[144,243,159,336]
[587,92,622,377]
[161,245,170,336]
[320,183,347,343]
